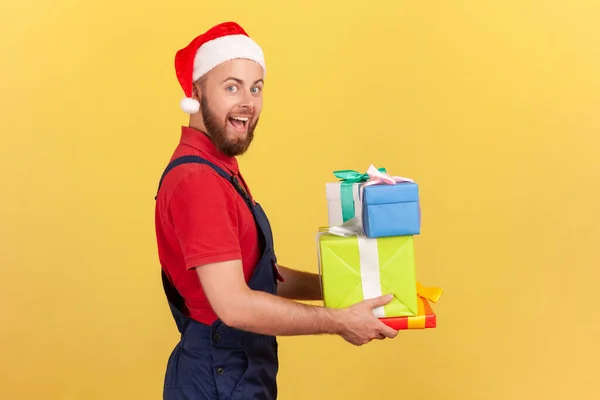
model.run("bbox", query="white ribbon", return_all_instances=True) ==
[324,217,364,237]
[316,218,386,317]
[357,238,385,317]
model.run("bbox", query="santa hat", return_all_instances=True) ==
[174,21,266,114]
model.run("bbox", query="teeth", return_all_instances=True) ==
[230,116,249,122]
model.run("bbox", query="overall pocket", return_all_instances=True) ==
[211,346,250,400]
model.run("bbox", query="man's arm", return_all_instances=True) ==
[276,265,322,301]
[167,171,396,345]
[195,260,398,345]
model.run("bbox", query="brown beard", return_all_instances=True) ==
[200,95,258,157]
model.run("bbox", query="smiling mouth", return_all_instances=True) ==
[228,116,249,133]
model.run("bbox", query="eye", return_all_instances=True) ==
[251,87,261,94]
[226,85,238,92]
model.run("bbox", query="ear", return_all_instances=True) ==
[192,81,201,100]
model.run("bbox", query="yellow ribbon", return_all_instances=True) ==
[417,282,443,303]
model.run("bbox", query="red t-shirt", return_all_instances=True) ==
[154,126,261,325]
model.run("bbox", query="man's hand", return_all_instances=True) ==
[335,294,399,346]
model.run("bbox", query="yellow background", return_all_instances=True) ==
[1,0,599,399]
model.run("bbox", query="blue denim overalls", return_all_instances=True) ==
[156,155,279,399]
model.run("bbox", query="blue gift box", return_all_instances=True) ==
[361,182,421,238]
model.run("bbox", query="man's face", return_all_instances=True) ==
[196,59,264,157]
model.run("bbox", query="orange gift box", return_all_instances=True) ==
[379,283,442,330]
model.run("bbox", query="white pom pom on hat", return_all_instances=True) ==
[179,97,200,114]
[174,22,266,114]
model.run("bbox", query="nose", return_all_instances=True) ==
[238,90,254,111]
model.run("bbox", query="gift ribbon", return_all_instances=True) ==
[333,167,386,223]
[333,168,388,183]
[358,235,385,317]
[360,164,415,194]
[416,282,443,303]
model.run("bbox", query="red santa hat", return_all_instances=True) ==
[174,21,266,114]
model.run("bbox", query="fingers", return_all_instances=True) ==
[379,323,399,339]
[362,293,394,309]
[371,325,398,341]
[372,328,397,341]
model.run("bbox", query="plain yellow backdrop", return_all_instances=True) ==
[1,0,600,399]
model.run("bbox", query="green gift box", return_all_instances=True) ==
[317,223,418,318]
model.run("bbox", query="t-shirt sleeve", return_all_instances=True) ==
[168,169,242,270]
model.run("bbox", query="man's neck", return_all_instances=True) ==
[183,124,238,164]
[188,122,208,136]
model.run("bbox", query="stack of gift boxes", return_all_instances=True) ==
[317,165,442,330]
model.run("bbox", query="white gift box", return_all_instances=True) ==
[325,182,363,227]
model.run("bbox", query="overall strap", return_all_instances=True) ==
[155,155,252,209]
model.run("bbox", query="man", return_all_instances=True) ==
[154,21,398,400]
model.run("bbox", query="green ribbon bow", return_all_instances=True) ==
[333,168,387,183]
[333,168,387,222]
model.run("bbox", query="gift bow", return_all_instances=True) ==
[333,167,387,183]
[416,282,443,303]
[333,164,414,186]
[362,164,415,187]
